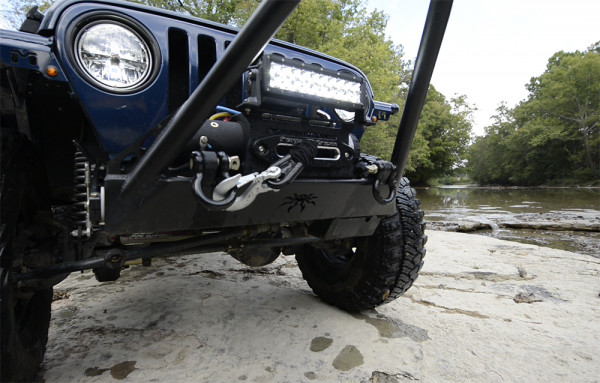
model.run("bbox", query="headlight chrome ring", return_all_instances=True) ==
[69,14,158,93]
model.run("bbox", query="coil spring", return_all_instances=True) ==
[72,151,89,234]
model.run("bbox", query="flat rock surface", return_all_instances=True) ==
[427,209,600,232]
[41,231,600,382]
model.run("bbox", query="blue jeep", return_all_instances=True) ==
[0,0,451,380]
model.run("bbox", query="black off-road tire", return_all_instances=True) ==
[296,177,426,312]
[1,132,53,382]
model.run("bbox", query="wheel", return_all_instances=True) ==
[296,177,426,312]
[1,132,53,382]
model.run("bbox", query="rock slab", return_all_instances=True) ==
[41,231,600,382]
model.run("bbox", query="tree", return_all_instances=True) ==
[524,48,600,177]
[363,86,474,185]
[469,44,600,185]
[139,0,244,24]
[134,0,408,103]
[468,103,515,184]
[402,87,473,184]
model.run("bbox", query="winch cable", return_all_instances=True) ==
[290,140,319,165]
[193,140,318,211]
[267,140,318,189]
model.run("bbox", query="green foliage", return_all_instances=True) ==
[403,87,474,184]
[362,86,474,185]
[133,0,408,101]
[131,0,243,24]
[469,44,600,185]
[234,0,408,102]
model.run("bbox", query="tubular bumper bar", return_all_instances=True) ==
[391,0,453,178]
[118,0,301,209]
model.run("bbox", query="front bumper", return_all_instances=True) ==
[103,176,395,234]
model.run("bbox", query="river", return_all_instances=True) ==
[416,186,600,257]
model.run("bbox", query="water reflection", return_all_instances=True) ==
[419,187,599,213]
[416,186,600,257]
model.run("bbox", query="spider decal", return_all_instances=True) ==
[280,193,318,213]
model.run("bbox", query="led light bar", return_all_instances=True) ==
[262,54,365,110]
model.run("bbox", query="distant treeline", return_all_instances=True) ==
[468,43,600,186]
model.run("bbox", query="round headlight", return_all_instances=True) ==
[335,108,355,123]
[74,22,153,92]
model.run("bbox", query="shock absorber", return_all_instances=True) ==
[71,151,91,237]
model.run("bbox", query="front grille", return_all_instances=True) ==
[167,30,220,113]
[168,28,189,113]
[197,35,216,84]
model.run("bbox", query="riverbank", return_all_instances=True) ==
[427,210,600,258]
[428,209,600,232]
[417,186,600,257]
[41,231,600,382]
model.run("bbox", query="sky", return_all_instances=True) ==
[367,0,600,136]
[0,9,11,30]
